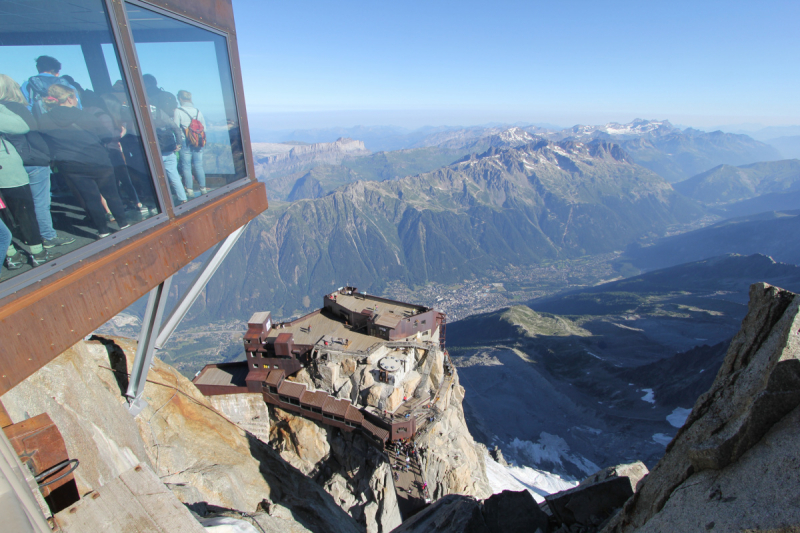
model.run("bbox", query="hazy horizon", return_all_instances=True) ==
[233,0,799,133]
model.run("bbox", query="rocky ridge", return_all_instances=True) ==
[193,138,701,322]
[252,137,369,179]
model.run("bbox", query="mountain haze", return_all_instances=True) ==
[542,120,782,182]
[193,139,702,321]
[674,159,800,204]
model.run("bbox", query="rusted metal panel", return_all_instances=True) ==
[274,332,294,357]
[195,384,250,396]
[141,0,236,34]
[3,412,79,511]
[264,369,285,389]
[277,381,306,399]
[0,182,267,396]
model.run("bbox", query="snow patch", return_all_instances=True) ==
[508,433,599,476]
[652,433,673,446]
[640,389,655,404]
[667,407,692,428]
[484,452,577,503]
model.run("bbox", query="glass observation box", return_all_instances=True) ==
[0,0,267,392]
[0,0,259,295]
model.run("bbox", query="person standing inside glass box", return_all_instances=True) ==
[20,56,81,118]
[38,85,129,238]
[174,90,207,197]
[0,103,47,268]
[0,74,75,249]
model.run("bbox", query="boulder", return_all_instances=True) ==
[402,371,422,399]
[208,393,271,444]
[389,491,547,533]
[546,476,636,527]
[580,461,649,493]
[384,387,404,412]
[335,378,353,400]
[483,490,549,532]
[603,283,800,533]
[366,384,384,407]
[270,408,330,473]
[340,357,357,378]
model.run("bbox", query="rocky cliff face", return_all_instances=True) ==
[253,138,369,179]
[2,336,362,533]
[270,407,402,533]
[602,282,800,532]
[378,282,800,532]
[270,345,492,531]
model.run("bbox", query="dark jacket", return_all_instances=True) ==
[0,100,50,167]
[38,105,112,172]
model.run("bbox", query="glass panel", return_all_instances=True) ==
[124,2,247,208]
[0,0,161,284]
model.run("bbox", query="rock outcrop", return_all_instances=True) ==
[414,367,493,501]
[390,490,549,533]
[603,282,800,532]
[269,345,491,531]
[269,406,402,533]
[2,336,362,533]
[546,462,648,529]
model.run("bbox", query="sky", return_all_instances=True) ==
[232,0,800,130]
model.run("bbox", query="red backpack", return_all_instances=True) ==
[178,108,206,149]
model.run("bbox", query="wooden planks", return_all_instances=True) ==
[54,464,205,533]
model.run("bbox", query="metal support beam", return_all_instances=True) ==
[155,223,247,350]
[126,278,172,416]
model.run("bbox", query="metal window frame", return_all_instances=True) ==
[122,0,254,217]
[0,0,255,300]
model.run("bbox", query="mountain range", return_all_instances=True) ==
[673,159,800,205]
[190,138,701,322]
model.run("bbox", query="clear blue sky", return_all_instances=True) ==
[232,0,799,130]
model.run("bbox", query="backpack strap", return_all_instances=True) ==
[178,107,200,122]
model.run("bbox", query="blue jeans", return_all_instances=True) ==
[163,153,186,203]
[25,166,56,240]
[179,144,205,190]
[0,217,11,260]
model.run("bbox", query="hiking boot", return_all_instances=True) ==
[5,251,26,270]
[30,249,51,266]
[43,234,76,248]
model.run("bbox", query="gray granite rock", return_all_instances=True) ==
[603,283,800,533]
